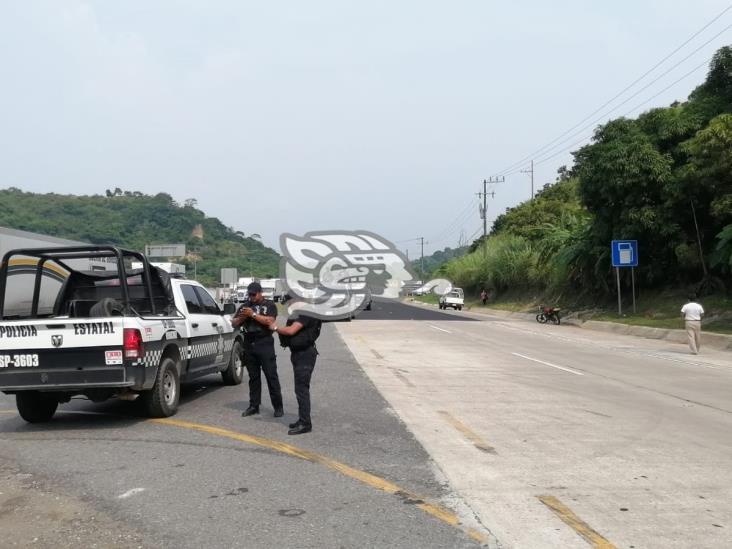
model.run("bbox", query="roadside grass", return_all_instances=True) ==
[412,289,732,335]
[411,294,440,305]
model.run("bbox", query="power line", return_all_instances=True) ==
[466,225,483,243]
[429,206,479,246]
[500,24,730,178]
[428,197,479,242]
[395,196,477,247]
[502,55,713,176]
[494,4,732,177]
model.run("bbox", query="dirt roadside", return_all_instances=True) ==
[0,457,147,548]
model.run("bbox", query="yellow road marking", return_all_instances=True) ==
[538,495,616,549]
[150,417,488,544]
[370,348,384,360]
[390,369,415,388]
[0,410,15,414]
[351,334,385,361]
[438,411,496,455]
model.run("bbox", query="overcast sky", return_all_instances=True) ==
[1,1,730,257]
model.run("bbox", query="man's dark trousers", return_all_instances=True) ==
[244,336,283,410]
[291,346,317,427]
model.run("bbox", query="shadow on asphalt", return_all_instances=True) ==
[354,299,478,322]
[0,376,228,433]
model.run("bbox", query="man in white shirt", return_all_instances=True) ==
[681,296,704,354]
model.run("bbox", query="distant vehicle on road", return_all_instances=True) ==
[0,246,244,423]
[233,277,259,303]
[439,288,464,311]
[260,278,286,302]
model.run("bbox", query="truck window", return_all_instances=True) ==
[193,287,221,315]
[180,285,202,314]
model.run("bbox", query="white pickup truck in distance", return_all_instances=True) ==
[439,288,465,311]
[0,246,244,423]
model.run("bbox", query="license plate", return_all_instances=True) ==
[105,350,123,365]
[0,354,40,368]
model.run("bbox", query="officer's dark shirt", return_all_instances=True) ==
[286,314,320,350]
[237,299,277,339]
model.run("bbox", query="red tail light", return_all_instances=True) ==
[123,328,145,360]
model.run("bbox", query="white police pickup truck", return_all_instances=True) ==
[0,246,244,422]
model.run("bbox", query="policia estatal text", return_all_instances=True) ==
[231,282,283,417]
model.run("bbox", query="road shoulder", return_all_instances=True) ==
[0,456,149,548]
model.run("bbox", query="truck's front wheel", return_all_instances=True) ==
[221,340,244,386]
[16,392,58,423]
[142,358,180,418]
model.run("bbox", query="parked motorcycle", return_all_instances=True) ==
[536,306,561,325]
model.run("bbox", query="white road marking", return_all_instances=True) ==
[117,487,146,499]
[645,353,717,369]
[511,352,584,376]
[428,325,451,334]
[497,322,727,370]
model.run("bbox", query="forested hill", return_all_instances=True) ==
[443,45,732,298]
[0,188,279,285]
[412,246,469,278]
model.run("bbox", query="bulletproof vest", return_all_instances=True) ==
[287,316,322,351]
[238,300,270,335]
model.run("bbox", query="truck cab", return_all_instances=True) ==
[439,288,465,311]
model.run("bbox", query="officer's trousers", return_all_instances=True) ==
[291,346,318,426]
[243,337,283,410]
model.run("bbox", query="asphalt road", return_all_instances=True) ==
[4,298,730,548]
[338,299,732,549]
[357,299,478,321]
[0,319,486,549]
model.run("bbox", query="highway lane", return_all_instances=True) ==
[0,322,489,549]
[339,298,732,549]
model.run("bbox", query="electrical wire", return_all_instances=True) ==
[429,201,480,245]
[502,55,713,176]
[500,23,732,176]
[494,4,732,177]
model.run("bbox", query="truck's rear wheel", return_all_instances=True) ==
[142,357,180,418]
[16,392,58,423]
[222,340,244,386]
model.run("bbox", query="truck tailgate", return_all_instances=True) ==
[0,319,129,390]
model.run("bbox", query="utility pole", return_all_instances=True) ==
[420,237,425,282]
[477,176,503,238]
[521,160,534,200]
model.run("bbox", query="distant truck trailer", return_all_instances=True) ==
[0,226,113,273]
[0,227,116,317]
[260,278,285,302]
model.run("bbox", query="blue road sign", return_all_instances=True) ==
[611,240,638,268]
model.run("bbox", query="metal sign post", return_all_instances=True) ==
[631,267,636,314]
[611,240,639,317]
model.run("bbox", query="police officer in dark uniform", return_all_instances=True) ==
[271,295,321,435]
[231,282,283,418]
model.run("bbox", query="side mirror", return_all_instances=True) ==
[222,303,236,315]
